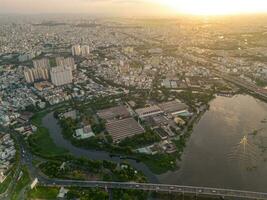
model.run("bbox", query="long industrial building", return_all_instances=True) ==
[158,100,189,116]
[135,105,163,119]
[106,118,144,142]
[97,105,131,121]
[135,100,189,118]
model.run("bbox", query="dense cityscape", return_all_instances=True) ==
[1,10,267,200]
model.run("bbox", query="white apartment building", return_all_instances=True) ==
[23,66,50,83]
[56,57,76,70]
[50,66,73,86]
[72,45,90,57]
[71,45,81,56]
[81,45,90,56]
[23,67,35,83]
[33,58,50,68]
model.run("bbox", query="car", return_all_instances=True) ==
[135,185,140,188]
[198,189,203,193]
[170,186,174,190]
[156,186,160,190]
[212,190,217,193]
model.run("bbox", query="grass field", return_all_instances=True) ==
[27,186,59,199]
[11,166,31,200]
[0,172,13,194]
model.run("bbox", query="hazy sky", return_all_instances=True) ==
[1,0,267,16]
[0,0,172,16]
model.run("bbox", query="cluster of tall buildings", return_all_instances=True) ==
[24,58,50,83]
[24,57,74,86]
[71,44,90,57]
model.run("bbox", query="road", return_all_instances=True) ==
[42,179,267,200]
[191,53,267,101]
[213,71,267,100]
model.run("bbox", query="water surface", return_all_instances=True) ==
[159,95,267,192]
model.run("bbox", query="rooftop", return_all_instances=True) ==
[135,105,162,117]
[106,117,144,142]
[97,105,131,121]
[158,100,188,114]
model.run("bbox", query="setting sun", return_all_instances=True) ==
[153,0,267,15]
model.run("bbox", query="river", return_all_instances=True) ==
[42,95,267,192]
[159,95,267,192]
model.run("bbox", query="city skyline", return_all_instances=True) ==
[2,0,267,199]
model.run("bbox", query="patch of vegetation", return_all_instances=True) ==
[28,127,67,157]
[119,130,161,149]
[28,110,68,158]
[27,186,59,199]
[66,187,109,200]
[140,154,177,174]
[0,172,13,194]
[172,136,187,154]
[113,189,148,200]
[11,166,31,200]
[38,155,147,183]
[177,90,215,106]
[255,78,267,87]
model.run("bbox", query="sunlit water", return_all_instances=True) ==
[159,95,267,192]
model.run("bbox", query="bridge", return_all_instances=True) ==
[42,179,267,199]
[213,71,267,100]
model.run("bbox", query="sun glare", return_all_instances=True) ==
[153,0,267,16]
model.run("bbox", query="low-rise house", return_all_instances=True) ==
[63,110,77,120]
[73,125,95,140]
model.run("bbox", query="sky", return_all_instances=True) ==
[1,0,267,16]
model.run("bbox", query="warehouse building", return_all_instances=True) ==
[106,117,144,142]
[97,105,131,121]
[135,105,163,119]
[158,100,188,116]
